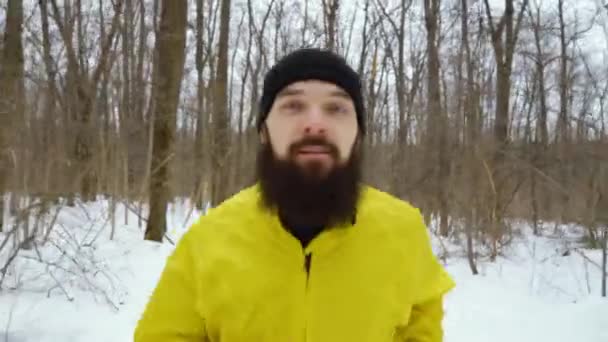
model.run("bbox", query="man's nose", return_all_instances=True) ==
[303,108,327,136]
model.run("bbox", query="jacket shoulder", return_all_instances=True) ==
[360,186,455,302]
[187,185,262,238]
[359,185,424,225]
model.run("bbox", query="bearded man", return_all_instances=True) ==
[135,48,455,342]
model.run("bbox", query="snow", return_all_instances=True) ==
[1,198,607,342]
[442,239,608,342]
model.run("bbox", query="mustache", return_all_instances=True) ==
[256,139,363,229]
[288,137,340,158]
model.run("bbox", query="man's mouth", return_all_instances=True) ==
[297,145,331,154]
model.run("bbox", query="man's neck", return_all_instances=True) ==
[279,212,325,248]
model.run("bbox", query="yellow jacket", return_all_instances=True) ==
[134,184,455,341]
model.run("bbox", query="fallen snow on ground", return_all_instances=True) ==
[1,198,607,342]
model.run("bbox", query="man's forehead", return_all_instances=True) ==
[276,81,350,100]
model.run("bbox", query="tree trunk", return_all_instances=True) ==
[395,0,408,199]
[557,0,570,144]
[210,0,232,207]
[145,0,188,242]
[322,0,339,51]
[39,0,61,198]
[194,0,206,210]
[602,225,606,297]
[424,0,448,237]
[234,12,254,194]
[483,0,529,260]
[139,0,160,205]
[0,0,25,232]
[73,0,96,202]
[121,0,133,199]
[529,5,548,228]
[301,0,309,45]
[49,0,123,202]
[462,0,478,274]
[135,0,146,126]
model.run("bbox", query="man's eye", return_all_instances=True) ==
[282,101,304,112]
[326,103,347,114]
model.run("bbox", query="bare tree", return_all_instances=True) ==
[301,0,310,45]
[376,0,423,202]
[38,0,62,197]
[322,0,339,51]
[210,0,232,206]
[145,0,188,242]
[424,0,450,237]
[1,0,607,298]
[120,0,137,204]
[230,0,276,195]
[524,1,553,234]
[459,0,479,275]
[194,0,207,210]
[483,0,529,260]
[483,0,529,149]
[0,0,24,232]
[556,0,570,144]
[603,223,607,297]
[49,0,124,201]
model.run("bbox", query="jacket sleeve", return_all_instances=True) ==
[134,228,208,342]
[396,210,455,342]
[395,295,446,342]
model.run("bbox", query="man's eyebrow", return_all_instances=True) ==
[276,87,304,98]
[275,87,351,99]
[330,89,351,99]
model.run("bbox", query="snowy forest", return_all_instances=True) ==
[1,0,607,341]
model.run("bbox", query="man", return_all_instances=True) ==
[134,48,455,342]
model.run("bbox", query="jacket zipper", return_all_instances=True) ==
[304,253,312,286]
[303,252,312,342]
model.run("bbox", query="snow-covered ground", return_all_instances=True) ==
[0,198,607,342]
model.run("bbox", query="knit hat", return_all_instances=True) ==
[257,48,366,135]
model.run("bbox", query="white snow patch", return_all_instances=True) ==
[0,199,607,342]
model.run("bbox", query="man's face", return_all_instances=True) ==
[261,80,359,177]
[257,79,362,228]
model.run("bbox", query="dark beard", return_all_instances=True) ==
[256,137,362,229]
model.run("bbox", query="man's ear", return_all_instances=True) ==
[259,124,269,144]
[354,131,363,148]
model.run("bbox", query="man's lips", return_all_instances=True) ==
[297,145,331,154]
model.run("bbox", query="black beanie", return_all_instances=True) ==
[257,48,366,135]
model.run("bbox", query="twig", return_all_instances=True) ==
[55,222,80,252]
[76,200,94,223]
[537,273,576,301]
[46,268,74,301]
[0,227,36,289]
[41,205,63,245]
[119,199,148,224]
[431,230,450,263]
[8,200,48,220]
[573,248,608,277]
[481,158,497,197]
[81,205,111,247]
[85,219,111,247]
[136,152,175,203]
[181,201,198,230]
[3,294,17,342]
[501,148,571,196]
[47,238,121,311]
[0,223,19,255]
[583,251,591,294]
[19,255,80,278]
[164,233,175,246]
[79,206,111,246]
[528,241,536,295]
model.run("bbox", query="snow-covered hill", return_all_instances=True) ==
[0,198,606,342]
